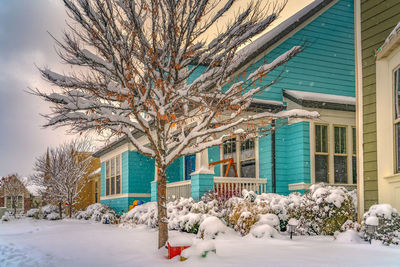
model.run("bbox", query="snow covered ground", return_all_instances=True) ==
[0,219,399,267]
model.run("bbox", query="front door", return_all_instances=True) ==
[185,154,196,180]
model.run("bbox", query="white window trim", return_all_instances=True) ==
[219,136,259,178]
[105,154,122,196]
[5,195,24,210]
[311,122,356,185]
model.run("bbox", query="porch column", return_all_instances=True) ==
[191,149,214,201]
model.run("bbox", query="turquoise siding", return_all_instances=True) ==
[121,151,129,194]
[101,196,150,214]
[208,146,221,176]
[101,162,105,196]
[236,0,354,101]
[166,157,183,182]
[127,151,155,193]
[258,121,310,195]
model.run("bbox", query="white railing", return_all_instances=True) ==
[213,177,267,198]
[166,180,191,201]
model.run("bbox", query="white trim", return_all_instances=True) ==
[100,193,151,200]
[355,0,364,218]
[288,182,310,191]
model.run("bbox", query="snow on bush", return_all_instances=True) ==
[289,184,356,235]
[197,216,228,239]
[341,219,361,232]
[1,212,10,221]
[75,203,116,224]
[334,230,363,244]
[361,204,400,246]
[41,204,60,220]
[26,208,39,218]
[47,212,60,220]
[120,202,158,228]
[250,224,279,239]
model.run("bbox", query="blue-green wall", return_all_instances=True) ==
[208,146,221,176]
[127,151,155,193]
[101,162,105,197]
[166,157,183,182]
[234,0,354,101]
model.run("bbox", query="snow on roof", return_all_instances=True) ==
[284,89,355,105]
[251,98,284,106]
[236,0,333,68]
[26,184,42,197]
[385,22,400,44]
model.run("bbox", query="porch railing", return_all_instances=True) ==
[166,180,191,201]
[214,177,267,198]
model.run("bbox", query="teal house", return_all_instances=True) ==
[93,0,357,213]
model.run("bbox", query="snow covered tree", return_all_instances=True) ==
[0,174,28,215]
[33,0,318,247]
[32,139,92,218]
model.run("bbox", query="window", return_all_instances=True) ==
[223,138,237,177]
[315,124,328,183]
[395,68,400,173]
[334,126,347,183]
[105,155,121,196]
[5,196,23,209]
[240,139,255,178]
[352,127,357,184]
[95,181,98,203]
[222,137,256,177]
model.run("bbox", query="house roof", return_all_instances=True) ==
[93,0,336,158]
[283,89,355,112]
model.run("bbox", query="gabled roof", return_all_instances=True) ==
[93,0,336,158]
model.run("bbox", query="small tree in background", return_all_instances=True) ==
[33,0,318,247]
[0,174,27,215]
[32,139,92,218]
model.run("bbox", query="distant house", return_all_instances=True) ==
[355,0,400,213]
[93,0,356,213]
[0,175,32,213]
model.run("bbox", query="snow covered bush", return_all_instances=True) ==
[197,216,228,239]
[289,184,356,235]
[250,224,279,239]
[228,201,263,235]
[120,202,158,228]
[42,204,59,220]
[75,203,116,224]
[341,219,361,232]
[361,204,400,246]
[47,212,60,220]
[26,208,39,218]
[1,212,10,222]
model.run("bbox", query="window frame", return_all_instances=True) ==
[333,125,348,184]
[312,122,355,185]
[221,136,257,178]
[105,154,122,196]
[394,67,400,173]
[314,123,329,183]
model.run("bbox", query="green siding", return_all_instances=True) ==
[166,157,183,182]
[361,0,400,210]
[127,151,155,193]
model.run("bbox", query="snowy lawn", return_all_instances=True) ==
[0,219,399,267]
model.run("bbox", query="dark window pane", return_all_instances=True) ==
[241,159,255,178]
[240,139,255,159]
[334,156,347,183]
[111,177,115,195]
[106,161,110,178]
[352,156,357,184]
[315,155,328,183]
[223,164,236,177]
[352,128,356,155]
[116,156,121,175]
[116,175,121,194]
[334,127,346,154]
[316,125,328,153]
[395,69,400,119]
[223,138,236,160]
[106,179,110,195]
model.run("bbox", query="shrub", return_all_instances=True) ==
[47,212,60,220]
[42,204,59,219]
[361,204,400,246]
[289,184,356,235]
[26,208,39,218]
[75,203,116,223]
[197,216,227,239]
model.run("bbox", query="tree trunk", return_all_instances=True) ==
[69,201,72,218]
[157,170,168,249]
[58,201,62,219]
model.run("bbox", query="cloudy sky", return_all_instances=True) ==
[0,0,312,178]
